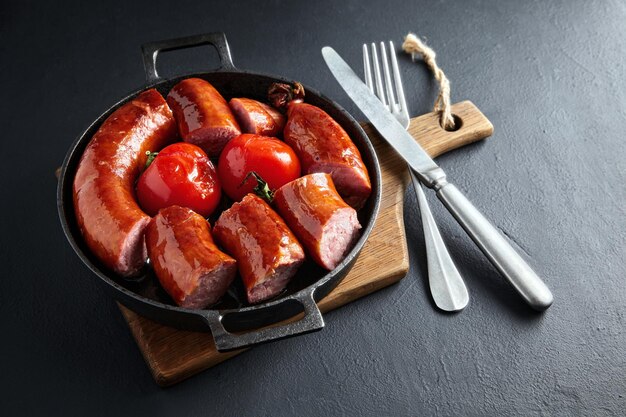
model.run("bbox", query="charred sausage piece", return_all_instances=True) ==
[145,206,237,309]
[283,102,371,210]
[213,194,305,304]
[167,78,241,158]
[73,89,177,277]
[229,98,286,136]
[273,173,361,270]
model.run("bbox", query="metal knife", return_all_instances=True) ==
[322,46,553,311]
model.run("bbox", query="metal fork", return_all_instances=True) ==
[363,41,469,312]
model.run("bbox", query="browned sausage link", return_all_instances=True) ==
[283,102,371,210]
[229,98,286,137]
[73,89,177,277]
[167,78,241,158]
[273,173,361,270]
[213,194,305,304]
[145,206,237,309]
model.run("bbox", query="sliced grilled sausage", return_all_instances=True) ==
[229,98,286,137]
[167,78,241,158]
[145,206,237,309]
[213,194,305,304]
[273,173,361,270]
[73,89,177,277]
[283,102,371,209]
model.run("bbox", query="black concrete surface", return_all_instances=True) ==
[1,0,624,415]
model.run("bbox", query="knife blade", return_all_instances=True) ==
[322,46,554,311]
[322,47,445,187]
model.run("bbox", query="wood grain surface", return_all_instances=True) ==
[119,101,493,386]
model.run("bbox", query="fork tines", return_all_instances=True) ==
[362,41,407,117]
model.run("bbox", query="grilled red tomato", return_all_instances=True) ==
[136,143,221,217]
[217,134,301,201]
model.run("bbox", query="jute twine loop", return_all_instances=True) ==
[402,33,455,130]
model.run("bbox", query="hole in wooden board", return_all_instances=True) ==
[440,114,463,132]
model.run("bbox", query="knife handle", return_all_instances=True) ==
[436,183,553,311]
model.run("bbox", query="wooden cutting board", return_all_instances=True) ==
[118,101,493,386]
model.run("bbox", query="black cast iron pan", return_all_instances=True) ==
[57,33,381,352]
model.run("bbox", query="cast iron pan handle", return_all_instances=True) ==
[202,287,325,352]
[141,32,236,84]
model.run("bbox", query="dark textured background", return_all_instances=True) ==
[2,0,624,415]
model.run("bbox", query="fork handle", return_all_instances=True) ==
[411,170,469,312]
[436,183,553,311]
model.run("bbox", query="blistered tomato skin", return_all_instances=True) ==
[217,134,301,202]
[136,143,221,217]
